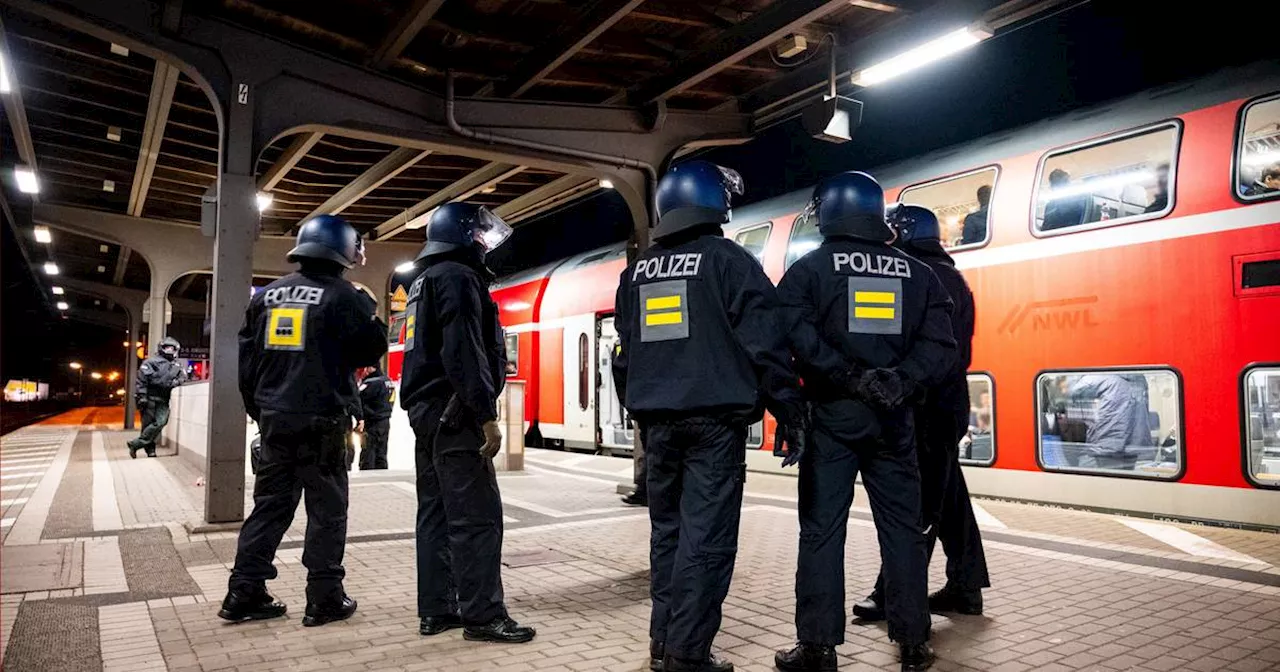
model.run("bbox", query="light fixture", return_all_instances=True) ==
[43,262,59,275]
[103,179,116,193]
[479,185,497,194]
[56,301,69,310]
[33,226,52,243]
[15,167,39,194]
[0,52,10,94]
[110,43,129,57]
[106,126,122,142]
[52,286,64,295]
[850,25,992,87]
[135,341,143,347]
[123,341,130,347]
[598,179,614,189]
[395,261,417,274]
[116,388,126,396]
[90,372,103,380]
[99,244,109,253]
[255,192,273,212]
[69,362,82,370]
[96,265,106,273]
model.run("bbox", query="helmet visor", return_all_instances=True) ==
[471,207,513,252]
[716,165,745,197]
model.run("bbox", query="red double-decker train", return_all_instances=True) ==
[390,62,1280,529]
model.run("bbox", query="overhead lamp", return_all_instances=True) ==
[15,167,39,194]
[99,244,109,253]
[52,286,65,295]
[0,52,10,93]
[598,179,614,189]
[255,192,273,212]
[96,265,106,273]
[110,43,129,57]
[106,126,122,142]
[69,362,82,370]
[43,262,59,275]
[850,25,992,87]
[103,180,116,193]
[479,185,497,194]
[56,301,69,310]
[34,226,52,243]
[395,261,417,274]
[90,372,103,380]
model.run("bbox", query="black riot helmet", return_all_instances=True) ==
[652,160,744,241]
[288,214,365,268]
[159,336,180,360]
[417,203,513,261]
[799,171,893,243]
[886,203,941,247]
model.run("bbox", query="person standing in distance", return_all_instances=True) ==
[850,204,989,623]
[774,173,955,672]
[613,161,808,672]
[400,203,535,644]
[356,365,394,469]
[219,214,388,627]
[128,336,187,458]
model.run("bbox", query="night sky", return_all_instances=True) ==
[4,0,1274,392]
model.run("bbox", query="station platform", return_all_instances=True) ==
[2,409,1278,672]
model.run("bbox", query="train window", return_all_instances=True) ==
[785,211,821,270]
[1033,122,1180,235]
[732,222,772,263]
[1036,369,1183,480]
[1243,366,1280,488]
[387,313,407,346]
[1236,95,1280,201]
[577,333,589,411]
[899,167,998,250]
[504,333,519,376]
[960,373,995,466]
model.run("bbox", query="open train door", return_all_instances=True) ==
[597,315,633,455]
[559,314,598,450]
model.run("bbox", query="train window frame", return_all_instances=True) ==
[1240,363,1280,490]
[898,165,1000,252]
[960,372,996,467]
[732,221,773,263]
[577,333,589,411]
[504,333,519,377]
[1232,93,1280,205]
[784,212,821,271]
[1030,119,1183,238]
[1033,366,1187,482]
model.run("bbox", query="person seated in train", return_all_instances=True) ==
[1064,374,1151,471]
[960,185,991,245]
[1144,163,1171,213]
[1040,169,1090,230]
[1243,162,1280,197]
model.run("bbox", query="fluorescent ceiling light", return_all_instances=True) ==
[43,262,59,275]
[395,261,417,274]
[255,192,273,212]
[15,167,39,194]
[34,225,52,243]
[97,265,106,273]
[106,126,122,141]
[99,244,109,253]
[103,180,115,193]
[0,53,10,93]
[598,179,614,189]
[480,185,497,194]
[56,301,69,310]
[851,25,991,87]
[52,286,65,295]
[110,43,129,57]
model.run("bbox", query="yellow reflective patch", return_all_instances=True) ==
[266,307,306,348]
[645,295,682,310]
[854,306,896,320]
[645,312,684,326]
[854,291,896,304]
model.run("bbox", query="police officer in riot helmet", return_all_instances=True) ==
[128,336,187,458]
[848,204,989,624]
[220,214,388,627]
[775,173,955,672]
[400,202,535,644]
[613,160,807,672]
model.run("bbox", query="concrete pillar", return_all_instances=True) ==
[124,309,143,430]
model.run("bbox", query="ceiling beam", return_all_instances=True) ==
[494,173,596,221]
[257,131,322,191]
[0,19,38,170]
[294,147,432,232]
[127,60,179,217]
[487,0,645,99]
[111,246,131,285]
[368,0,448,69]
[628,0,851,105]
[374,162,524,240]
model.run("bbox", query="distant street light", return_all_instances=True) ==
[69,362,82,370]
[90,372,103,380]
[69,362,84,399]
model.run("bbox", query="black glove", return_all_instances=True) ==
[857,368,915,410]
[772,405,811,468]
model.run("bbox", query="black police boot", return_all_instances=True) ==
[775,642,837,671]
[301,595,357,627]
[851,595,885,622]
[928,585,982,616]
[419,613,463,636]
[649,640,665,671]
[899,642,934,672]
[621,491,648,507]
[662,653,733,672]
[463,616,536,643]
[217,590,287,622]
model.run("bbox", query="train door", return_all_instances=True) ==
[560,314,597,450]
[597,316,633,453]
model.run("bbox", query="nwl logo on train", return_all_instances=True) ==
[998,296,1100,335]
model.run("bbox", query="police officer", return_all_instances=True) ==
[400,202,535,644]
[852,204,989,623]
[128,337,186,458]
[773,173,955,672]
[356,365,394,470]
[219,215,388,627]
[612,161,807,672]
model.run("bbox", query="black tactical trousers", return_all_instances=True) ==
[645,418,747,661]
[409,397,507,625]
[134,398,170,455]
[359,418,390,470]
[229,411,350,606]
[871,409,990,600]
[795,400,930,646]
